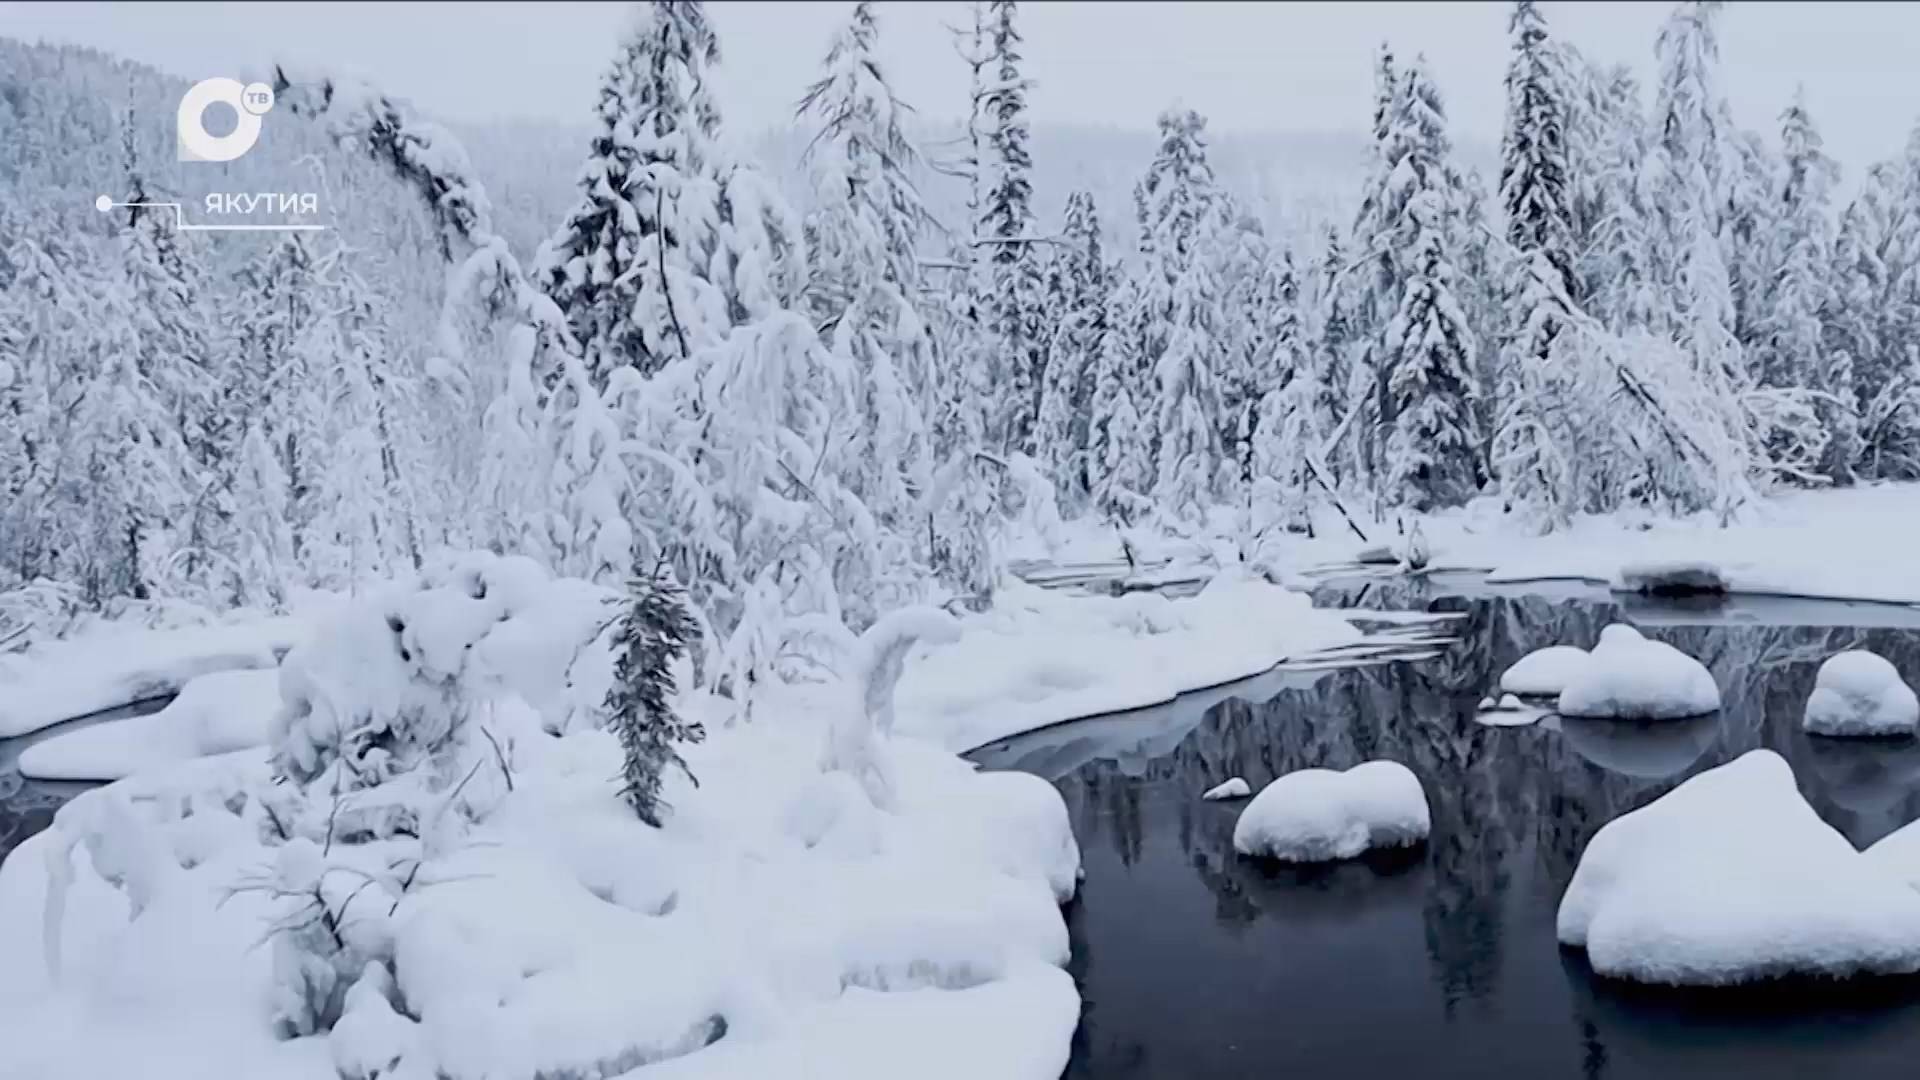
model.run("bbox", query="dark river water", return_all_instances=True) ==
[972,576,1920,1080]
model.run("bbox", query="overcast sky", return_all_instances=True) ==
[4,1,1916,175]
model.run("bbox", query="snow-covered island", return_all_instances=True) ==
[1803,651,1920,738]
[1556,625,1719,720]
[1559,751,1920,985]
[1232,761,1431,863]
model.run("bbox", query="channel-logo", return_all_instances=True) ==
[177,77,276,163]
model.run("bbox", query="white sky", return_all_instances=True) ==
[3,1,1916,174]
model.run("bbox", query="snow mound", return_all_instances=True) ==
[19,668,281,782]
[1865,817,1920,892]
[1202,777,1250,801]
[1558,749,1920,985]
[1499,645,1591,696]
[1232,761,1429,862]
[1803,651,1919,737]
[1556,624,1718,720]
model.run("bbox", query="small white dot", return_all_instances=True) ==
[94,195,113,212]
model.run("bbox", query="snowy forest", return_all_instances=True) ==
[3,0,1916,680]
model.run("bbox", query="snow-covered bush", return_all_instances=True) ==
[606,562,703,826]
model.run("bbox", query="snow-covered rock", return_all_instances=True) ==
[1231,761,1429,863]
[1556,624,1718,720]
[1616,559,1729,596]
[1558,750,1920,985]
[18,668,282,782]
[1202,777,1250,801]
[1803,651,1920,737]
[1865,817,1920,892]
[1499,645,1591,697]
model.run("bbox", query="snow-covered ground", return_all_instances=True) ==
[0,554,1084,1080]
[1027,483,1920,609]
[892,571,1364,752]
[0,614,304,739]
[1558,750,1920,985]
[18,668,281,781]
[1231,760,1430,863]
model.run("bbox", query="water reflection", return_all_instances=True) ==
[982,580,1920,1079]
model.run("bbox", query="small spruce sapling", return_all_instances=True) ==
[606,557,704,826]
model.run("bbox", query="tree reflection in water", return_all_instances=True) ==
[981,578,1920,1080]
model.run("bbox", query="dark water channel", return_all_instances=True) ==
[973,576,1920,1080]
[0,697,168,864]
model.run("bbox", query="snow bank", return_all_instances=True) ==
[0,553,1082,1080]
[0,616,301,738]
[894,572,1361,752]
[1202,778,1250,801]
[1558,750,1920,985]
[1499,645,1591,697]
[1556,624,1718,720]
[18,668,282,782]
[1803,651,1920,737]
[1232,761,1429,863]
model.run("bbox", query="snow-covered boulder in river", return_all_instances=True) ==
[1803,651,1919,737]
[1558,749,1920,985]
[1232,761,1429,862]
[1556,624,1718,720]
[1202,777,1250,801]
[1499,645,1591,697]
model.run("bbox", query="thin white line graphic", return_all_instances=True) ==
[95,197,328,232]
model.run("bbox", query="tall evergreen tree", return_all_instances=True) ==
[1762,91,1851,479]
[1491,0,1581,525]
[981,0,1047,451]
[1034,190,1107,508]
[798,0,938,585]
[1380,58,1480,509]
[534,0,725,387]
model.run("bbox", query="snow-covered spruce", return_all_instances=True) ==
[1558,750,1920,985]
[605,562,704,826]
[1803,651,1920,738]
[1202,777,1250,801]
[1498,644,1590,697]
[1556,624,1718,720]
[1231,761,1430,863]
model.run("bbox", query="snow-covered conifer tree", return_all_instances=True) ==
[606,558,703,826]
[1380,58,1480,509]
[1761,91,1852,480]
[981,0,1048,451]
[798,1,938,595]
[1033,190,1107,508]
[1491,0,1582,525]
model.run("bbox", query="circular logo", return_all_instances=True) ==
[177,77,270,163]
